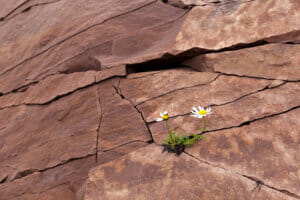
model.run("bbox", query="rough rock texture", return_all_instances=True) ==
[148,82,299,143]
[183,43,300,80]
[120,72,272,122]
[85,144,295,200]
[0,156,96,200]
[97,79,151,151]
[0,65,126,108]
[175,0,300,51]
[186,108,300,196]
[0,86,100,182]
[179,0,254,6]
[1,0,300,199]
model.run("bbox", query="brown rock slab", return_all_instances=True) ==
[84,144,295,200]
[120,69,219,105]
[0,156,96,200]
[0,1,185,94]
[180,0,253,6]
[183,44,300,81]
[150,82,300,143]
[0,65,126,109]
[0,0,26,19]
[136,74,271,122]
[0,0,155,75]
[2,0,299,94]
[175,0,300,51]
[97,80,151,151]
[186,108,300,196]
[0,86,100,181]
[97,141,149,165]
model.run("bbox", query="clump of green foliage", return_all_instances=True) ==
[156,111,206,156]
[162,131,205,155]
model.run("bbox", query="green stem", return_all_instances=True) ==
[165,120,171,134]
[203,117,207,132]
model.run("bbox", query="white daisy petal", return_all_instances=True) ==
[198,106,203,111]
[156,118,163,122]
[191,110,198,114]
[160,113,164,117]
[192,107,198,112]
[206,107,211,112]
[163,111,168,115]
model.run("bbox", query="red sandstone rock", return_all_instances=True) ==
[97,80,152,151]
[84,144,295,200]
[186,108,300,196]
[149,82,299,144]
[183,44,300,80]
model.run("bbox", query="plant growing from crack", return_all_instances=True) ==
[157,109,209,155]
[190,106,212,132]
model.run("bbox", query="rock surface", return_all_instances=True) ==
[186,108,300,196]
[0,0,299,199]
[85,144,295,200]
[183,43,300,80]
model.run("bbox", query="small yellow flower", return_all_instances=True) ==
[156,111,169,121]
[191,106,212,118]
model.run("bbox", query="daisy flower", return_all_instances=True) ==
[156,111,169,121]
[191,106,212,119]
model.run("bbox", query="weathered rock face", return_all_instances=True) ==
[0,0,300,199]
[0,86,100,182]
[0,156,96,200]
[0,1,185,94]
[186,108,300,196]
[180,0,253,6]
[175,0,300,51]
[1,0,299,94]
[97,79,151,151]
[183,43,300,80]
[85,144,295,200]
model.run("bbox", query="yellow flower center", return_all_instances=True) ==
[162,114,169,120]
[199,110,207,115]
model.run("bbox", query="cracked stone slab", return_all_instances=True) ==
[119,69,219,105]
[186,108,300,196]
[84,144,295,200]
[0,0,27,19]
[183,43,300,81]
[97,141,149,165]
[136,74,271,122]
[179,0,253,6]
[0,65,126,108]
[97,80,152,151]
[0,1,185,94]
[150,82,300,143]
[0,0,155,75]
[0,86,100,182]
[175,0,300,52]
[0,156,96,200]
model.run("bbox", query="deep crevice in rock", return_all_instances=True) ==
[127,40,269,74]
[0,176,8,184]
